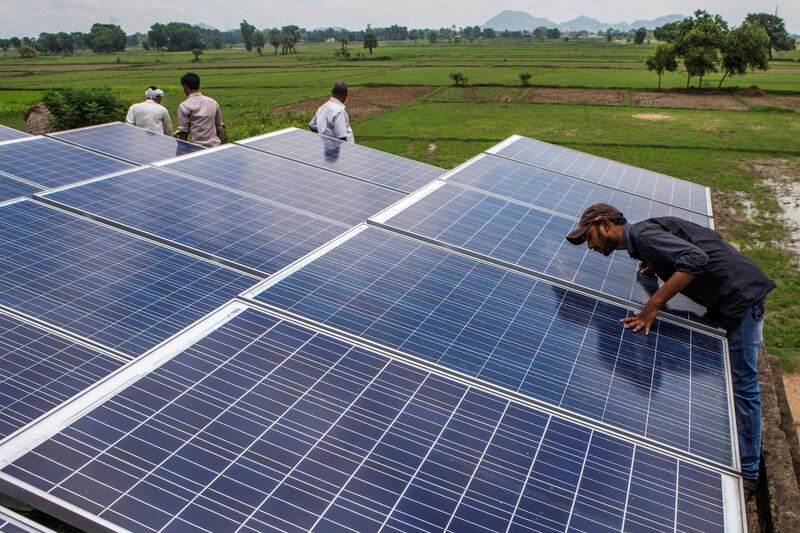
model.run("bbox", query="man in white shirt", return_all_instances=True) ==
[125,86,173,135]
[309,81,355,143]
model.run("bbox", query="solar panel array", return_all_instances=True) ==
[251,226,732,466]
[447,154,714,227]
[490,136,712,216]
[0,311,123,440]
[0,200,256,357]
[376,180,708,325]
[1,305,735,533]
[158,144,407,225]
[0,125,29,143]
[0,136,134,189]
[0,177,41,204]
[39,166,350,276]
[49,122,204,165]
[0,126,742,532]
[238,128,445,193]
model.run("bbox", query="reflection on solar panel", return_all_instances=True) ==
[0,125,30,143]
[250,227,733,466]
[49,122,203,165]
[0,507,54,533]
[237,128,445,193]
[158,145,406,225]
[0,200,256,357]
[376,181,708,324]
[0,175,41,203]
[491,136,711,216]
[40,166,350,276]
[448,154,714,227]
[0,137,133,189]
[0,305,737,532]
[0,311,123,440]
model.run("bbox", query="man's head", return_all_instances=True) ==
[145,85,164,104]
[332,81,348,103]
[180,72,201,95]
[565,203,627,256]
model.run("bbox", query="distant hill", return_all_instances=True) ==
[195,22,218,31]
[619,15,685,31]
[482,11,685,32]
[559,16,607,33]
[482,10,558,31]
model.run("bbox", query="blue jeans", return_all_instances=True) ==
[727,301,765,480]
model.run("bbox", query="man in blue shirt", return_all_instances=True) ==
[566,203,775,499]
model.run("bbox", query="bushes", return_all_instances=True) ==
[224,110,310,142]
[449,72,469,86]
[18,44,36,58]
[41,87,127,131]
[519,71,532,86]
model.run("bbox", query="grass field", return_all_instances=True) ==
[1,40,799,369]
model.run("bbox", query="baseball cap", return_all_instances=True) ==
[565,203,625,245]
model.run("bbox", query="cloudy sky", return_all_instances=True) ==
[1,1,797,36]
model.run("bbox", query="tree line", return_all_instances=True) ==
[646,11,796,89]
[2,12,795,62]
[0,23,126,56]
[0,20,594,58]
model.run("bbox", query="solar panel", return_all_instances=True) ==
[48,122,204,165]
[40,166,350,276]
[0,507,55,533]
[0,175,41,203]
[447,154,714,227]
[374,181,709,326]
[237,128,445,193]
[0,137,134,189]
[248,226,734,467]
[0,304,740,532]
[490,136,712,216]
[0,200,257,357]
[0,126,30,143]
[0,311,123,441]
[157,144,407,225]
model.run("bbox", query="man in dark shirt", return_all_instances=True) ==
[565,203,775,497]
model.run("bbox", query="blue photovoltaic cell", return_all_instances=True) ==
[1,308,729,532]
[382,182,708,323]
[448,154,714,227]
[254,227,733,466]
[238,129,445,193]
[494,136,710,215]
[0,137,133,189]
[0,125,29,142]
[0,200,256,357]
[0,175,41,203]
[42,166,350,276]
[50,122,203,165]
[161,145,406,225]
[0,311,123,440]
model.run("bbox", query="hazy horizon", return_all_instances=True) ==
[1,1,797,38]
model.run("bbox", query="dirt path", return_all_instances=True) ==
[275,86,436,121]
[277,86,791,117]
[743,94,800,111]
[523,88,624,105]
[630,90,748,110]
